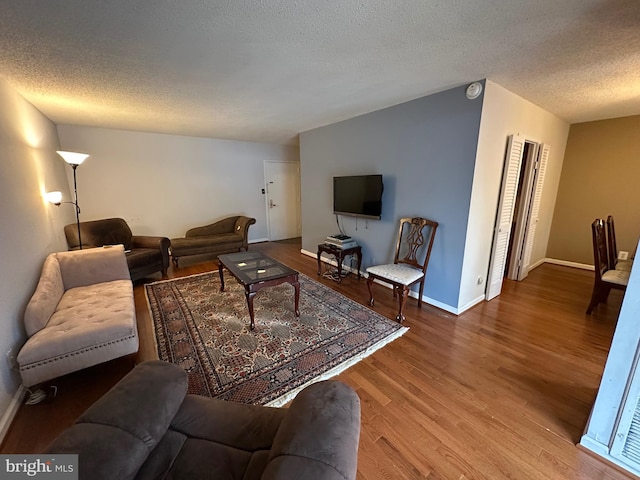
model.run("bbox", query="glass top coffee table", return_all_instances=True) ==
[217,251,300,330]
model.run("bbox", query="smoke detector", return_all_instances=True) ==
[466,82,483,100]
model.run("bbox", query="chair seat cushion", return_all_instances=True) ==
[602,269,630,286]
[125,248,162,270]
[615,259,633,272]
[366,264,424,285]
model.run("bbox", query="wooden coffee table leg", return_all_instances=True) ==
[246,289,257,330]
[218,262,225,292]
[293,278,300,317]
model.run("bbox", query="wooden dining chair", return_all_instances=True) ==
[606,215,633,272]
[586,219,630,314]
[366,217,438,322]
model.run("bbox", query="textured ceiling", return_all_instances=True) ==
[1,0,639,145]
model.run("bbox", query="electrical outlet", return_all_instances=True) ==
[6,348,17,370]
[619,251,629,261]
[477,276,484,285]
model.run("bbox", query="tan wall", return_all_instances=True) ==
[547,115,640,265]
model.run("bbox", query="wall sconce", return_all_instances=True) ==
[49,150,90,249]
[45,191,63,205]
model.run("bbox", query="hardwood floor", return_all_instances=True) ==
[1,239,634,479]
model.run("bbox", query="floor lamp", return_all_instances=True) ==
[50,150,89,249]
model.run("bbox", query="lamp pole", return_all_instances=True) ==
[71,163,82,249]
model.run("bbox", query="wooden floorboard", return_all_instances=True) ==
[1,239,634,479]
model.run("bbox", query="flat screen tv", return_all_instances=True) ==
[333,174,383,220]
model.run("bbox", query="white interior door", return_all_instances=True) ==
[486,134,525,300]
[517,143,550,280]
[265,161,301,241]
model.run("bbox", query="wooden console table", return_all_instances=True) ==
[317,243,362,283]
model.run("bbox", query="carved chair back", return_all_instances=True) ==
[393,217,438,273]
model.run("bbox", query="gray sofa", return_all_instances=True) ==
[45,361,361,480]
[170,215,256,267]
[17,246,138,387]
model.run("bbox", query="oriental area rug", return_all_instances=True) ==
[145,270,407,407]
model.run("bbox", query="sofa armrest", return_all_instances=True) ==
[234,216,256,248]
[45,361,188,480]
[170,395,286,451]
[263,381,361,480]
[131,236,171,268]
[24,255,65,337]
[185,217,239,237]
[56,245,131,289]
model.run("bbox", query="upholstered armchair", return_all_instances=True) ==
[65,218,170,282]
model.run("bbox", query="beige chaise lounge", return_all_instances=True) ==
[17,245,138,387]
[170,215,256,267]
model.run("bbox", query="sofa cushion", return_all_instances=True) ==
[133,430,187,480]
[173,233,243,249]
[165,437,253,480]
[125,248,162,270]
[57,246,131,289]
[17,280,135,365]
[46,423,151,480]
[46,361,188,480]
[170,233,245,258]
[24,255,64,337]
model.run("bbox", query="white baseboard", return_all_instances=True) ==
[302,248,362,277]
[249,237,269,244]
[456,295,486,315]
[0,384,26,445]
[544,258,594,271]
[530,258,546,270]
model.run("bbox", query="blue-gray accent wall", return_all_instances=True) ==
[299,83,484,310]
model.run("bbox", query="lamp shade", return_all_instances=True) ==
[45,191,63,204]
[56,150,89,165]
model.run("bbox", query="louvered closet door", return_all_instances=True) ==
[518,143,550,281]
[610,355,640,472]
[486,134,524,300]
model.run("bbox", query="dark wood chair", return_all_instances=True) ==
[366,217,438,322]
[586,219,630,314]
[606,215,633,272]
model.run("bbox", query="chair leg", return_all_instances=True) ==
[367,277,375,306]
[396,286,409,323]
[586,285,602,314]
[417,279,425,308]
[600,285,612,304]
[172,257,179,268]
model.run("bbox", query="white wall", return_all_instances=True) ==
[56,126,299,240]
[0,78,73,433]
[458,80,570,311]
